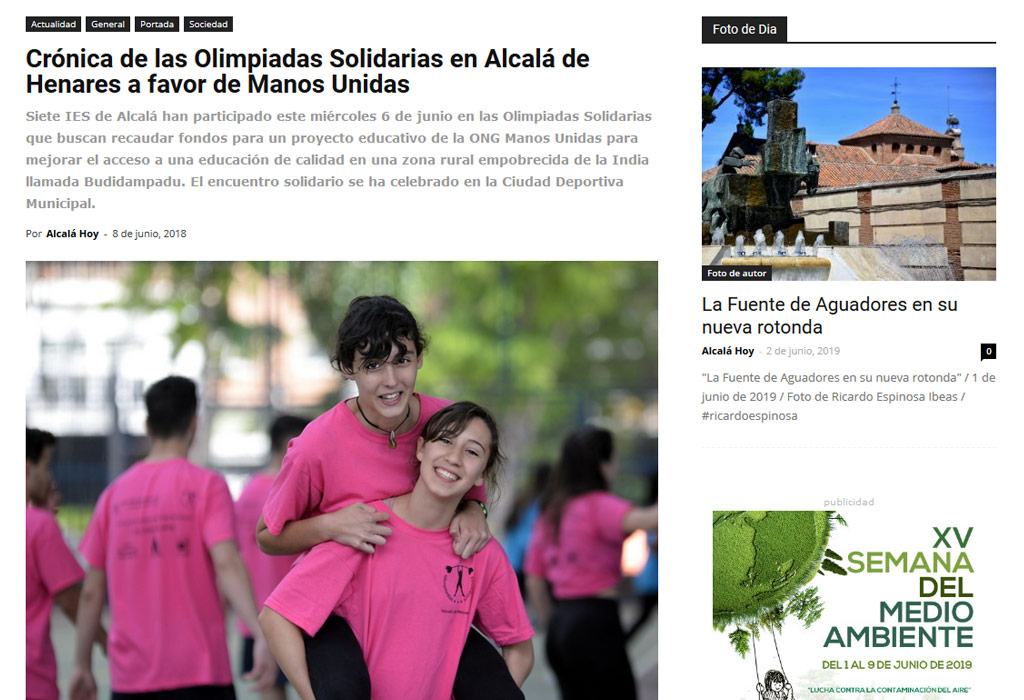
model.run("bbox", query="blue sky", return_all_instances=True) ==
[702,67,996,170]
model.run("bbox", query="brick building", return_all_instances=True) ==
[702,102,996,280]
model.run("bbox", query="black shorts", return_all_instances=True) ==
[111,686,236,700]
[241,635,289,687]
[304,614,524,700]
[546,597,636,700]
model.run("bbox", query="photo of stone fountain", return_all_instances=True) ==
[701,83,995,281]
[702,99,835,280]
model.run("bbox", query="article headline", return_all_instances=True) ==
[702,296,960,336]
[25,47,592,94]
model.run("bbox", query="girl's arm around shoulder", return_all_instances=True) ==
[449,497,491,559]
[257,504,392,556]
[622,502,658,534]
[502,638,534,687]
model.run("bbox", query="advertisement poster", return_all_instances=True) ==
[712,511,977,699]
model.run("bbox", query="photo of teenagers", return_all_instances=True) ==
[25,261,658,700]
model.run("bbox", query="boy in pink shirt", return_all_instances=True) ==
[70,376,276,700]
[260,402,534,700]
[26,428,105,700]
[234,415,309,700]
[256,296,519,700]
[525,425,658,700]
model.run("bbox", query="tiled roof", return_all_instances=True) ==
[934,161,992,173]
[815,143,955,186]
[890,153,943,166]
[817,161,941,187]
[810,143,875,164]
[840,112,950,142]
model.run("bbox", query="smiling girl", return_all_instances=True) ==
[259,402,534,700]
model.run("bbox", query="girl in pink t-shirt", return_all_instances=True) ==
[524,425,658,700]
[259,402,534,700]
[255,296,513,699]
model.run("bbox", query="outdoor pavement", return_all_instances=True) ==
[51,605,657,700]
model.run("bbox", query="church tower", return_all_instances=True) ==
[946,113,965,162]
[838,100,955,165]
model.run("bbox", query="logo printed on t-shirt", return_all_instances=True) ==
[443,564,474,604]
[113,495,158,514]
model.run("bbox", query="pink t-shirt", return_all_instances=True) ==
[234,472,298,637]
[262,394,486,535]
[265,501,532,700]
[79,458,237,693]
[26,505,84,700]
[524,491,632,599]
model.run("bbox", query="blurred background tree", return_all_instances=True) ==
[117,262,284,465]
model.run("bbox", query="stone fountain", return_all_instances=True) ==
[702,99,832,280]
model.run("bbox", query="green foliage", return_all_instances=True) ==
[117,261,281,360]
[721,589,826,657]
[785,587,825,628]
[757,605,786,634]
[825,548,843,560]
[702,68,805,131]
[821,559,848,576]
[729,628,751,658]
